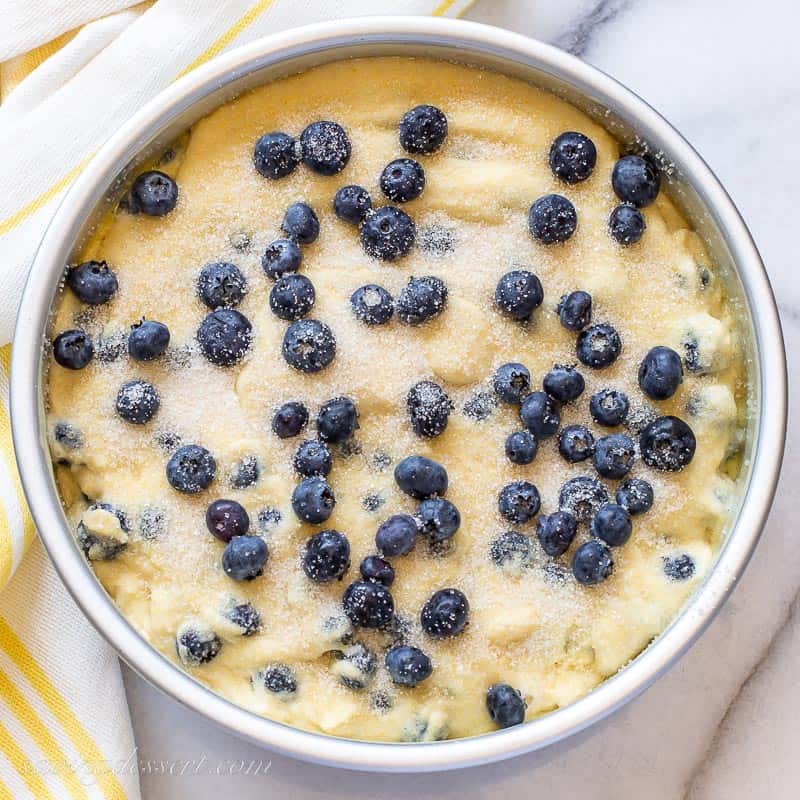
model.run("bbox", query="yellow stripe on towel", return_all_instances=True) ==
[0,716,57,800]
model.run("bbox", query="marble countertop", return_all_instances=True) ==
[123,1,800,797]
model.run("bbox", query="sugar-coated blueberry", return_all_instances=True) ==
[529,194,577,244]
[376,514,418,557]
[116,380,160,424]
[640,416,696,471]
[396,275,447,325]
[54,421,82,451]
[360,555,394,586]
[463,391,497,422]
[166,444,216,494]
[222,535,268,581]
[334,184,372,224]
[334,643,378,690]
[498,481,540,524]
[591,503,632,547]
[558,424,595,463]
[385,644,433,687]
[206,499,250,542]
[342,580,394,629]
[380,158,425,203]
[262,238,302,279]
[282,202,319,245]
[577,323,622,368]
[399,105,448,154]
[129,170,178,216]
[253,131,298,179]
[490,531,533,571]
[76,502,130,560]
[638,346,684,400]
[611,154,660,208]
[407,380,451,438]
[505,430,538,465]
[536,510,578,557]
[300,120,351,176]
[294,439,332,477]
[559,475,609,523]
[291,476,335,524]
[421,588,469,638]
[128,319,170,361]
[197,309,252,366]
[543,364,585,403]
[271,401,309,439]
[350,284,394,325]
[67,260,118,305]
[197,261,247,309]
[549,131,597,184]
[519,391,560,438]
[230,455,259,489]
[394,455,448,498]
[493,362,531,404]
[663,553,696,581]
[593,433,636,479]
[282,319,336,373]
[225,602,262,636]
[590,388,630,426]
[303,529,350,582]
[269,273,316,320]
[176,625,221,666]
[495,270,544,321]
[317,397,358,442]
[258,664,297,696]
[616,477,654,515]
[609,203,646,245]
[486,683,527,728]
[572,539,614,585]
[557,290,592,331]
[53,330,93,370]
[360,206,416,261]
[416,497,460,543]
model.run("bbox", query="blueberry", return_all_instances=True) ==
[572,540,614,585]
[559,476,609,523]
[53,330,93,370]
[300,121,351,176]
[282,319,336,373]
[590,388,629,426]
[663,553,695,581]
[557,290,592,331]
[380,158,425,203]
[420,588,469,638]
[303,529,350,582]
[529,194,577,244]
[197,262,247,309]
[543,364,585,402]
[505,430,537,464]
[197,309,252,366]
[333,643,378,690]
[128,319,170,361]
[362,493,384,512]
[129,170,178,216]
[360,555,394,586]
[611,154,660,208]
[593,433,636,479]
[490,531,533,571]
[576,323,622,368]
[257,507,282,532]
[262,238,302,279]
[231,454,259,488]
[271,401,309,439]
[385,645,432,687]
[493,362,531,404]
[416,497,460,543]
[558,424,595,463]
[590,503,632,547]
[399,105,448,154]
[609,204,646,245]
[116,380,160,424]
[253,131,298,179]
[222,535,268,581]
[536,511,578,557]
[334,184,372,224]
[77,503,130,560]
[486,683,526,728]
[67,260,118,304]
[519,391,560,438]
[139,507,165,540]
[394,455,448,499]
[549,131,597,184]
[495,270,544,321]
[376,514,418,556]
[317,397,358,442]
[176,626,221,666]
[226,603,261,636]
[342,580,394,629]
[638,346,683,400]
[463,391,497,421]
[407,380,451,438]
[360,206,416,261]
[639,416,696,471]
[616,477,654,515]
[166,444,216,494]
[259,664,297,696]
[498,481,541,524]
[282,202,319,245]
[291,476,335,525]
[269,273,316,321]
[54,421,82,450]
[294,439,332,477]
[396,276,447,325]
[206,499,250,542]
[350,284,394,325]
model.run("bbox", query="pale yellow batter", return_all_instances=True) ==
[46,58,745,741]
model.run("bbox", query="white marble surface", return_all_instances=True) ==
[122,1,800,797]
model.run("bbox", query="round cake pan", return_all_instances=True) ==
[10,16,787,772]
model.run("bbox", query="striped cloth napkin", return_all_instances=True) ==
[0,1,473,797]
